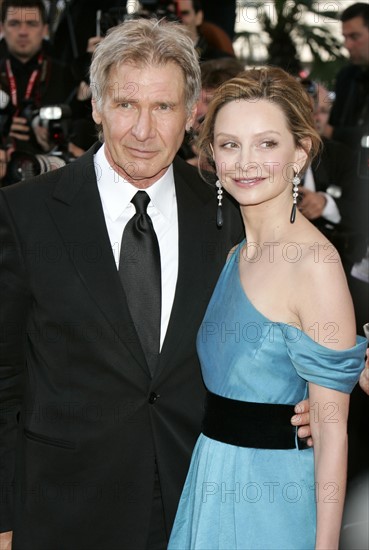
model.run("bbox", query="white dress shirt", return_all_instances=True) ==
[94,144,179,349]
[304,165,341,224]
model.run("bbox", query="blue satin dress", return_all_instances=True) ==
[168,242,367,550]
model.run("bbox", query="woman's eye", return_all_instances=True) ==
[221,142,239,149]
[261,140,277,149]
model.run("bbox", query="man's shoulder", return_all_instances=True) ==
[335,64,362,83]
[320,136,354,157]
[173,155,202,178]
[172,155,213,200]
[172,155,219,197]
[172,155,243,235]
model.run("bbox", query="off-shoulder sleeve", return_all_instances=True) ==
[280,325,367,393]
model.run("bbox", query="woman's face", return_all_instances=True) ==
[213,98,307,208]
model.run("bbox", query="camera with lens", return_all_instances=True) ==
[19,98,39,127]
[5,104,75,185]
[0,94,39,141]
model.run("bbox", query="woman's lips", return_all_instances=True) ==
[233,177,265,187]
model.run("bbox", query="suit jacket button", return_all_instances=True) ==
[148,392,159,404]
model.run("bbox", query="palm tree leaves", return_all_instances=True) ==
[235,0,347,77]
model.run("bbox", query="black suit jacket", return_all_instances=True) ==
[311,138,366,263]
[0,143,243,549]
[329,64,369,149]
[312,138,356,224]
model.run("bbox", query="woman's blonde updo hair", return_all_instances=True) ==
[198,66,321,176]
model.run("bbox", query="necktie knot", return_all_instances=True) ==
[132,191,150,214]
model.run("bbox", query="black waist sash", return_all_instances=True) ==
[202,391,309,450]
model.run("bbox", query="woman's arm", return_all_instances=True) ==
[297,246,357,549]
[308,383,349,549]
[0,531,12,550]
[359,349,369,394]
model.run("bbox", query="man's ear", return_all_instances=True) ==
[185,103,198,132]
[195,10,204,27]
[42,24,49,39]
[91,99,102,125]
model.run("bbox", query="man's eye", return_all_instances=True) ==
[158,104,170,111]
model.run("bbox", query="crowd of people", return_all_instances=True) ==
[0,1,368,549]
[0,0,97,185]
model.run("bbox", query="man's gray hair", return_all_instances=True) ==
[90,18,201,114]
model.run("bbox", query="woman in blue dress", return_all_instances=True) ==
[168,67,367,550]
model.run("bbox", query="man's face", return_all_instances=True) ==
[342,16,369,66]
[1,7,48,62]
[177,0,203,42]
[92,62,196,189]
[195,87,215,129]
[313,85,332,136]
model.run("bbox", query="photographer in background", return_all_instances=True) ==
[173,0,235,61]
[0,0,78,158]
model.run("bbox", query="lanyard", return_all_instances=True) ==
[5,54,43,114]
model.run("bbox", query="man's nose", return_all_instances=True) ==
[344,37,354,52]
[131,109,155,141]
[19,23,30,33]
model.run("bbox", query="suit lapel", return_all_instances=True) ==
[46,144,149,375]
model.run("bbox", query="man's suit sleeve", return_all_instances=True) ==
[0,191,31,531]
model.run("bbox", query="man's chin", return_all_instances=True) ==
[122,164,169,188]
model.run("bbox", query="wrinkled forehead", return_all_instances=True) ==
[5,6,43,23]
[102,61,186,103]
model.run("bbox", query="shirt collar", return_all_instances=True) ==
[9,51,41,73]
[94,144,176,222]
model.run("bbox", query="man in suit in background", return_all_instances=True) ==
[324,2,369,150]
[0,18,311,550]
[297,81,360,267]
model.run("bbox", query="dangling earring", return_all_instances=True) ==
[216,180,223,227]
[290,173,300,224]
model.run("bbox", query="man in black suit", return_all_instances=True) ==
[324,2,369,150]
[0,18,311,550]
[298,81,362,268]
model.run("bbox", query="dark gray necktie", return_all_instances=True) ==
[119,191,161,375]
